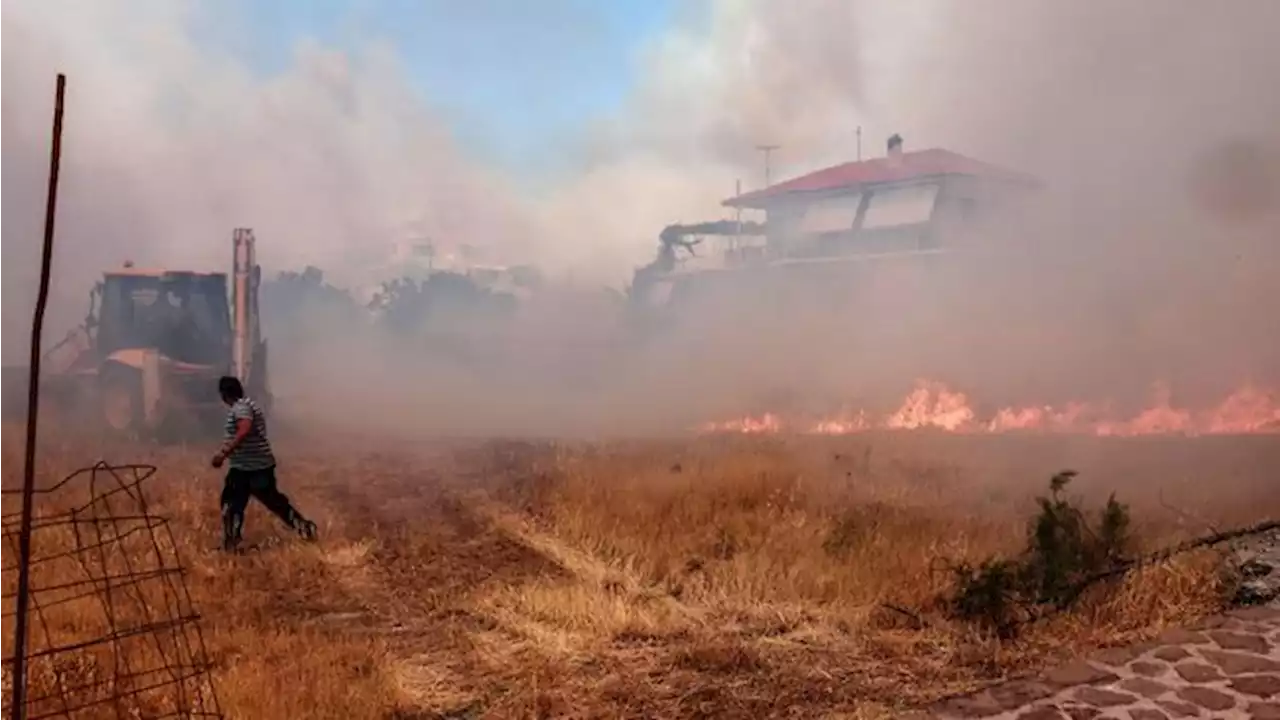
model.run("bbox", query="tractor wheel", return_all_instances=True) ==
[99,364,142,436]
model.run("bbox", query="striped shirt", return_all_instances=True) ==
[223,397,276,471]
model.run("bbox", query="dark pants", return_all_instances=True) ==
[220,465,311,550]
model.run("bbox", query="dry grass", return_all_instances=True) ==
[1,430,404,720]
[3,425,1277,719]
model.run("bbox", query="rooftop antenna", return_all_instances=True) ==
[755,144,780,188]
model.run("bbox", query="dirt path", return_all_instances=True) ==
[302,446,564,715]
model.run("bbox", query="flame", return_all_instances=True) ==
[885,381,975,431]
[1202,385,1280,433]
[705,412,785,434]
[698,380,1280,437]
[811,410,872,435]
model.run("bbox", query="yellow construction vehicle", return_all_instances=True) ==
[4,229,270,441]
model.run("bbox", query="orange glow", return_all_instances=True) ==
[698,380,1280,437]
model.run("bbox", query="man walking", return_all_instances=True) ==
[212,376,317,552]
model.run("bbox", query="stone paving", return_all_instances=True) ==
[915,527,1280,719]
[922,605,1280,719]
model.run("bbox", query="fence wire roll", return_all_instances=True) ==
[2,461,222,719]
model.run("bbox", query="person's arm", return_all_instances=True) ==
[220,418,254,456]
[212,407,254,466]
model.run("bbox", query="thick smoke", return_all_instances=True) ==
[871,0,1280,409]
[1,0,539,346]
[581,0,1280,421]
[3,0,1278,436]
[626,0,1280,417]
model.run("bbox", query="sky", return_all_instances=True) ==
[216,0,681,178]
[2,0,1280,319]
[3,0,1279,394]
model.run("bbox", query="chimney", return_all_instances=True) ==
[887,133,903,159]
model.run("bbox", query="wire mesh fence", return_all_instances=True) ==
[2,461,222,719]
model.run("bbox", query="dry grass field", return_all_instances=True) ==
[3,423,1278,719]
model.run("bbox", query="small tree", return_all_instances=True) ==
[261,266,366,342]
[947,471,1132,637]
[368,272,516,338]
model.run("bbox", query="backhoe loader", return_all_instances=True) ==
[2,228,270,442]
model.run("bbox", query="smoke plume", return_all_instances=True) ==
[3,0,1278,436]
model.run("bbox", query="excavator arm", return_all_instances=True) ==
[629,219,768,308]
[231,228,270,406]
[658,220,765,250]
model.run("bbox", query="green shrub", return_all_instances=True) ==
[946,471,1132,637]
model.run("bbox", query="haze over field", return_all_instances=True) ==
[3,0,1278,436]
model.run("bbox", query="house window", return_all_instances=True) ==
[862,183,940,229]
[798,193,863,234]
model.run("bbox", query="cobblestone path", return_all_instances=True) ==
[923,605,1280,719]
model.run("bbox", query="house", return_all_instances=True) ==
[629,136,1039,313]
[722,135,1038,263]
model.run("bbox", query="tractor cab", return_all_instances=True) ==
[96,268,232,369]
[6,230,267,441]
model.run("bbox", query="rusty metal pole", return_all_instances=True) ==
[11,72,67,720]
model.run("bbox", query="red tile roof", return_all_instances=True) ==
[724,148,1037,208]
